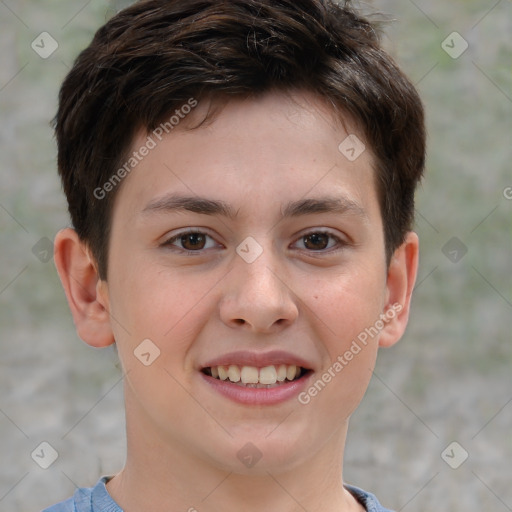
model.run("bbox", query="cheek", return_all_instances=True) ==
[297,270,384,416]
[107,262,219,374]
[306,270,386,351]
[300,298,380,423]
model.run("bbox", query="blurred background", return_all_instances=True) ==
[0,0,510,510]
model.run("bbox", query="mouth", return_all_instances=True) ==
[201,364,312,388]
[199,351,314,405]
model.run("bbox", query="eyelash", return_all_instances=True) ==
[161,229,347,254]
[162,229,219,254]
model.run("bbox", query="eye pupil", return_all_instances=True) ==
[181,233,206,250]
[304,233,329,250]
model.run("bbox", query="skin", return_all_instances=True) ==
[54,90,418,512]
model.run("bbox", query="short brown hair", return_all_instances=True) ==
[54,0,425,280]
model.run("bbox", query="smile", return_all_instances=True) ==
[199,350,314,405]
[202,364,308,388]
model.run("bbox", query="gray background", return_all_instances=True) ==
[0,0,510,511]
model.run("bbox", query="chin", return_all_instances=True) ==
[209,429,314,475]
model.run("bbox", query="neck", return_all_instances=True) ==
[107,391,364,512]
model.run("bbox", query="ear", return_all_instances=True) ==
[53,228,115,348]
[378,231,419,348]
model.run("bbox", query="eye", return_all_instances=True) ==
[162,230,219,252]
[293,230,345,252]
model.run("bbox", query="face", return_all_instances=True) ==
[102,90,394,473]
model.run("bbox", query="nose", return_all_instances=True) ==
[219,243,299,334]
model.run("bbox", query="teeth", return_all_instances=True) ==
[218,366,228,380]
[259,365,277,385]
[227,365,241,382]
[276,364,287,382]
[286,365,297,381]
[207,364,305,385]
[240,366,259,384]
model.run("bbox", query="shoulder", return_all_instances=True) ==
[41,496,79,512]
[41,476,118,512]
[344,484,395,512]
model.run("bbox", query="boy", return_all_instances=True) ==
[48,0,425,510]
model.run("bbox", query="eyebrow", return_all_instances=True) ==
[142,194,237,218]
[141,193,367,220]
[282,196,367,219]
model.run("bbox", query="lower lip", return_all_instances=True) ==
[200,372,312,405]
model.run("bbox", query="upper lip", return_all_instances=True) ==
[200,350,313,370]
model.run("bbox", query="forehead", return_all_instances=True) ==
[112,90,379,224]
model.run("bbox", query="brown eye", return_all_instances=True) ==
[163,230,218,252]
[303,232,330,250]
[180,233,206,250]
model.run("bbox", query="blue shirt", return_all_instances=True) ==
[42,476,394,512]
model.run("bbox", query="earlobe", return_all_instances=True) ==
[53,228,115,348]
[378,231,419,348]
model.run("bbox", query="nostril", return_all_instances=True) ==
[234,319,245,325]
